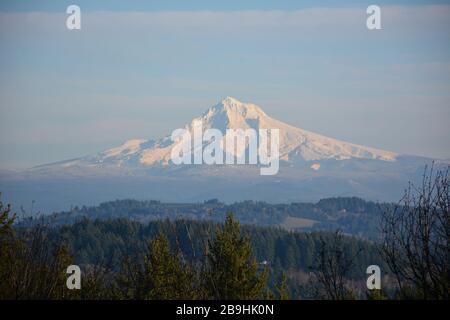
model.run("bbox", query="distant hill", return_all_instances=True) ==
[21,196,392,239]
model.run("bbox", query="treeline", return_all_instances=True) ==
[24,196,389,239]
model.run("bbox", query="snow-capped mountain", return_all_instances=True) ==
[36,97,397,172]
[1,97,437,212]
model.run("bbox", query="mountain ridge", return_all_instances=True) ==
[32,97,398,173]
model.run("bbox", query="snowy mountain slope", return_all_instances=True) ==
[33,97,397,173]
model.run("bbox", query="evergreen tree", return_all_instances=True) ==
[203,213,269,299]
[276,273,290,300]
[116,234,198,299]
[143,234,197,299]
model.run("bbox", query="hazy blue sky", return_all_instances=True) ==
[1,1,449,168]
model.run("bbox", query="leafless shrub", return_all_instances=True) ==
[381,164,450,299]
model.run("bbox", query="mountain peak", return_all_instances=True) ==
[35,97,399,172]
[195,97,397,162]
[221,96,242,106]
[211,96,267,119]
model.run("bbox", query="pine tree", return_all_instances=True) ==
[276,273,290,300]
[203,213,269,299]
[114,233,198,300]
[143,234,197,299]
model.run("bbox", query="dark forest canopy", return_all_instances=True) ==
[43,217,384,276]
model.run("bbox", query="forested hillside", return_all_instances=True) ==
[10,215,385,299]
[28,197,389,239]
[50,218,384,274]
